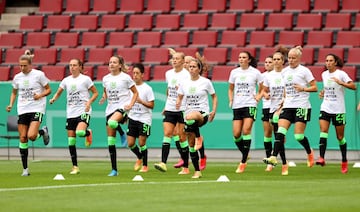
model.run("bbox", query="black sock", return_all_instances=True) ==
[85,130,90,137]
[108,145,117,171]
[180,146,189,168]
[175,140,182,158]
[242,139,251,163]
[319,137,327,158]
[199,143,205,158]
[340,143,347,162]
[131,145,142,159]
[190,151,200,171]
[161,143,170,163]
[39,129,44,136]
[69,145,77,166]
[117,125,124,136]
[195,128,200,138]
[235,138,244,154]
[264,142,272,158]
[299,137,311,154]
[141,148,148,166]
[273,132,284,156]
[20,148,28,169]
[279,141,287,165]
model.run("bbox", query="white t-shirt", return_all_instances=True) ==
[164,68,190,112]
[12,69,49,115]
[282,65,315,109]
[102,72,135,116]
[320,69,352,114]
[228,66,263,109]
[261,71,271,109]
[263,70,285,113]
[129,83,155,126]
[178,76,215,116]
[59,74,94,118]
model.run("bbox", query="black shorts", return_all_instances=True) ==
[319,111,346,126]
[106,109,128,125]
[66,114,91,130]
[163,111,185,125]
[233,107,257,121]
[279,108,311,123]
[261,108,271,121]
[127,118,151,138]
[18,112,44,126]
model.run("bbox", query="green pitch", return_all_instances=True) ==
[1,160,359,212]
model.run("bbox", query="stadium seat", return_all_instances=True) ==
[126,14,153,31]
[248,31,275,47]
[312,0,339,13]
[134,31,162,47]
[238,13,265,30]
[3,49,26,65]
[255,0,282,12]
[144,0,171,14]
[308,66,326,81]
[97,14,125,32]
[162,31,189,47]
[171,0,198,14]
[208,13,237,30]
[346,48,360,65]
[228,47,256,65]
[181,14,208,31]
[227,0,254,13]
[306,31,333,48]
[117,0,144,14]
[58,48,85,65]
[218,31,246,47]
[89,0,117,14]
[341,0,360,13]
[211,65,233,81]
[342,66,357,81]
[32,48,57,65]
[25,32,51,48]
[37,0,63,14]
[316,48,345,66]
[107,32,134,48]
[199,0,226,13]
[44,15,71,32]
[278,31,304,47]
[294,13,322,31]
[71,15,98,32]
[116,48,142,64]
[258,47,276,64]
[87,48,113,65]
[63,0,90,14]
[300,47,315,65]
[353,14,360,31]
[203,48,228,65]
[41,65,66,81]
[0,66,11,81]
[18,15,44,32]
[153,14,180,31]
[190,31,217,47]
[143,48,169,65]
[95,65,110,81]
[266,13,293,31]
[323,13,351,31]
[81,32,106,48]
[83,65,94,79]
[152,65,172,81]
[0,33,23,48]
[283,0,310,13]
[334,31,360,48]
[53,32,79,48]
[174,47,199,57]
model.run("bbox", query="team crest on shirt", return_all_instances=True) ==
[23,80,29,87]
[189,87,196,94]
[110,82,116,89]
[326,79,333,86]
[275,78,282,85]
[287,75,293,82]
[70,84,77,92]
[239,76,246,81]
[170,79,177,85]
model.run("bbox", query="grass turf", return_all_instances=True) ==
[0,160,359,212]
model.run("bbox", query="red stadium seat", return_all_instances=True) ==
[116,48,142,64]
[266,13,293,30]
[144,0,171,14]
[316,48,345,66]
[258,47,276,64]
[53,32,79,48]
[341,0,360,13]
[58,48,85,65]
[0,66,11,81]
[174,47,199,57]
[172,0,198,14]
[134,31,162,47]
[334,31,360,48]
[211,65,233,81]
[81,32,106,48]
[18,15,44,32]
[32,48,57,65]
[228,0,254,13]
[162,31,189,47]
[181,14,208,31]
[117,0,144,14]
[342,66,357,81]
[228,47,256,66]
[152,65,172,81]
[346,48,360,65]
[3,49,25,65]
[208,13,237,30]
[312,0,339,13]
[248,31,275,47]
[41,65,66,81]
[63,0,90,14]
[44,15,71,32]
[308,66,326,81]
[218,31,246,47]
[323,13,351,31]
[0,33,23,48]
[255,0,282,12]
[203,48,228,65]
[190,31,218,47]
[83,65,94,79]
[25,32,51,48]
[154,14,180,31]
[98,14,125,32]
[143,48,169,65]
[107,32,134,48]
[126,14,153,31]
[278,31,304,47]
[90,0,117,14]
[353,14,360,31]
[306,31,333,48]
[37,0,63,14]
[95,65,110,81]
[283,0,310,13]
[200,0,226,13]
[71,15,98,32]
[300,47,315,65]
[238,13,265,30]
[294,13,322,31]
[87,48,113,65]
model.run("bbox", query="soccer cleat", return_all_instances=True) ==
[192,171,202,179]
[85,129,92,147]
[341,161,348,174]
[154,162,167,172]
[316,157,326,166]
[307,149,314,167]
[21,168,30,176]
[263,156,278,166]
[282,164,289,176]
[200,155,207,171]
[139,166,148,173]
[265,164,273,172]
[134,159,142,171]
[70,166,80,175]
[120,133,127,147]
[173,159,184,168]
[42,126,50,145]
[108,169,118,176]
[194,136,204,151]
[178,167,190,175]
[235,163,247,173]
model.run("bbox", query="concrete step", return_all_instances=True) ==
[5,7,38,14]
